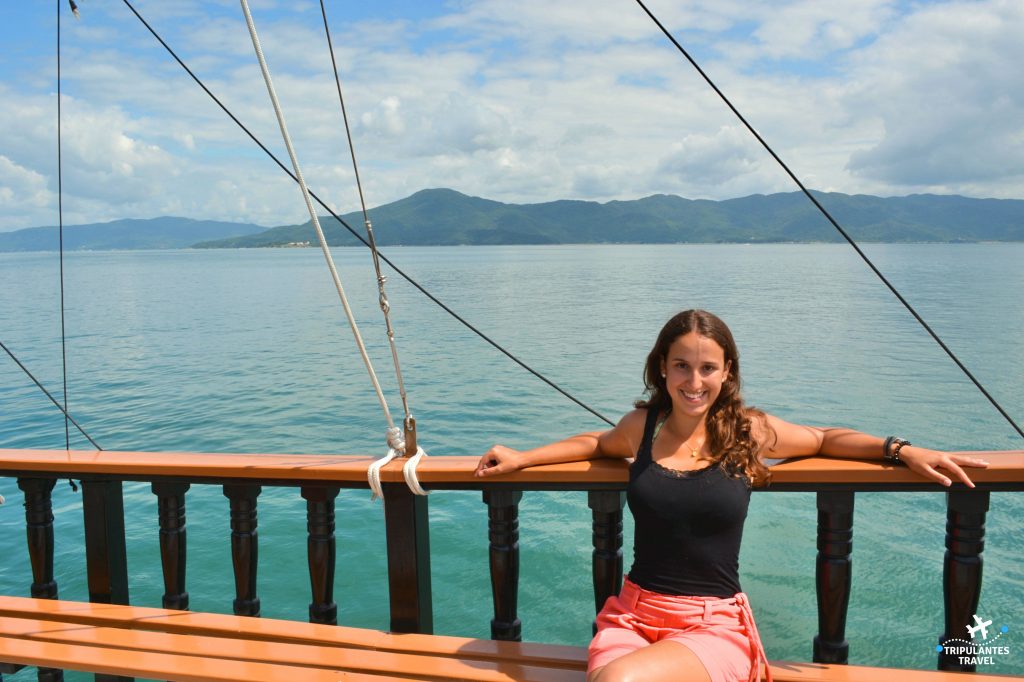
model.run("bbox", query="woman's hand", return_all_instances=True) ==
[899,446,989,488]
[475,445,526,478]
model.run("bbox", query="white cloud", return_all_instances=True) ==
[1,0,1022,231]
[571,164,635,198]
[0,90,176,227]
[844,0,1024,192]
[750,0,895,60]
[414,94,514,156]
[656,126,760,189]
[360,96,406,138]
[0,155,52,227]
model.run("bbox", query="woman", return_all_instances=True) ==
[474,309,988,682]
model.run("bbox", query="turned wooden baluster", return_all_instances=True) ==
[17,478,62,682]
[814,491,854,664]
[589,491,625,635]
[483,490,522,641]
[938,490,989,672]
[302,486,339,625]
[223,484,261,617]
[152,481,190,610]
[18,478,58,600]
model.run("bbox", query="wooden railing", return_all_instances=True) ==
[1,448,1022,681]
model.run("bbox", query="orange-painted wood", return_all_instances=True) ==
[0,617,577,682]
[0,635,383,682]
[1,599,1021,682]
[1,449,1021,486]
[765,661,1021,681]
[0,596,585,669]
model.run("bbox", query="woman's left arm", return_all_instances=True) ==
[759,414,989,488]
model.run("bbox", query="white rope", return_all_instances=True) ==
[368,431,428,499]
[402,448,428,496]
[239,0,427,498]
[367,425,408,500]
[367,449,398,501]
[238,1,393,431]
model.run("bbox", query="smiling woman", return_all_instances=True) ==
[476,309,994,682]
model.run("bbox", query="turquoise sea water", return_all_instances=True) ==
[1,244,1021,677]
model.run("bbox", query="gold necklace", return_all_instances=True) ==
[655,414,706,458]
[683,434,705,458]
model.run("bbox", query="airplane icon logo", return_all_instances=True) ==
[967,614,992,640]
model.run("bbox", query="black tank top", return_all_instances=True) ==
[626,408,751,597]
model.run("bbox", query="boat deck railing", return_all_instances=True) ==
[1,448,1022,681]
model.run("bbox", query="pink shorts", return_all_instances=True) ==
[587,577,771,682]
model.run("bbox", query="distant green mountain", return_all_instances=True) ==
[0,217,267,252]
[4,190,1022,252]
[194,189,1024,248]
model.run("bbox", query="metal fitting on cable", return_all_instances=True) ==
[403,415,417,456]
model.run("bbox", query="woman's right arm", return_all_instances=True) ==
[473,409,644,478]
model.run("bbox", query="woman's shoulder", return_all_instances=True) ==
[619,406,654,429]
[600,407,654,458]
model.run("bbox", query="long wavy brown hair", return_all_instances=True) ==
[634,309,773,488]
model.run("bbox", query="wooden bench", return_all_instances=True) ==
[0,596,583,681]
[1,597,1020,682]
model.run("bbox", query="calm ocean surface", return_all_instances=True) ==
[1,244,1021,677]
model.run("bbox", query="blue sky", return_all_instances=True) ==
[1,0,1022,230]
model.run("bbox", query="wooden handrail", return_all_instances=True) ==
[2,447,1021,677]
[1,448,1022,487]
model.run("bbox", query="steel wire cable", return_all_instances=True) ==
[0,2,102,458]
[319,0,413,427]
[119,0,614,427]
[634,0,1022,440]
[1,340,102,450]
[317,0,428,494]
[57,0,71,450]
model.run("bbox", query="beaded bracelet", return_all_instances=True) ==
[883,436,911,465]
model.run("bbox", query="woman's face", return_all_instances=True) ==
[659,331,731,420]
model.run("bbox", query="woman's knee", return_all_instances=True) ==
[588,640,712,682]
[588,659,639,682]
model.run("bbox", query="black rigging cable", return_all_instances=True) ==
[57,0,71,451]
[0,2,101,458]
[119,0,614,427]
[319,0,375,256]
[319,0,415,430]
[0,340,102,451]
[634,0,1023,440]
